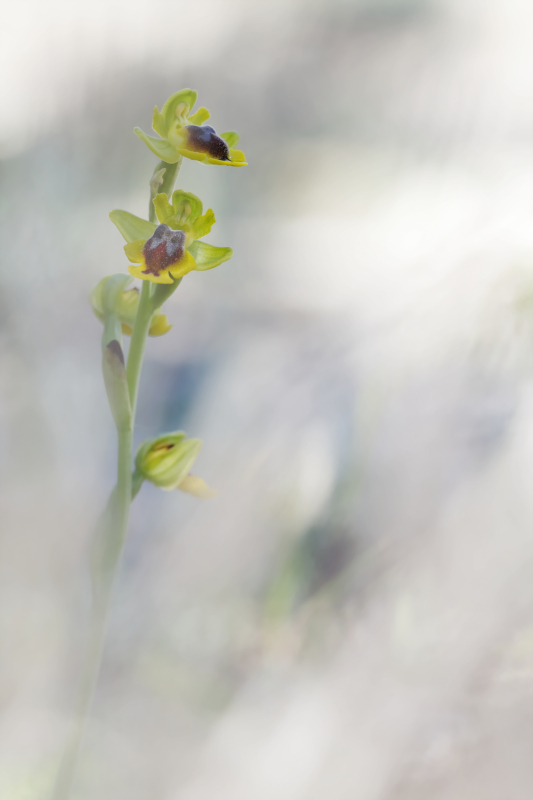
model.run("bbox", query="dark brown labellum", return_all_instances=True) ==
[184,125,230,161]
[142,225,186,275]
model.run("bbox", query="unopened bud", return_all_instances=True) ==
[91,276,172,337]
[149,167,167,196]
[135,432,202,490]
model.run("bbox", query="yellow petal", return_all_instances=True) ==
[124,239,145,263]
[168,249,197,279]
[121,323,133,336]
[206,148,247,167]
[176,147,209,163]
[187,106,210,126]
[229,148,247,165]
[192,208,216,240]
[177,475,218,498]
[128,265,174,284]
[149,314,172,336]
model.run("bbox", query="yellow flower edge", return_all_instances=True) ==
[127,248,197,284]
[177,474,218,498]
[176,146,248,167]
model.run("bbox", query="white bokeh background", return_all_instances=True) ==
[2,0,533,798]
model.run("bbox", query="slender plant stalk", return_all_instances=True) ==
[51,160,181,800]
[126,280,153,414]
[149,159,181,222]
[50,427,132,800]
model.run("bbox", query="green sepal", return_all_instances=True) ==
[92,276,171,337]
[102,313,122,349]
[92,274,133,347]
[160,89,198,131]
[220,131,240,148]
[102,340,132,431]
[90,273,132,323]
[152,106,167,138]
[188,106,210,125]
[109,210,157,243]
[188,241,233,270]
[192,209,216,240]
[172,190,203,222]
[161,438,202,489]
[132,468,145,500]
[153,193,174,224]
[115,288,139,331]
[134,127,180,163]
[101,273,133,316]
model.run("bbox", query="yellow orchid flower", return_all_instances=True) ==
[109,189,233,285]
[134,88,247,167]
[124,226,197,285]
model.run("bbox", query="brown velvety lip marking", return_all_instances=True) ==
[142,225,186,275]
[184,125,230,161]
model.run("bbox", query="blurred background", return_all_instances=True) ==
[2,0,533,797]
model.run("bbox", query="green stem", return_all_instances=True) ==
[51,427,132,800]
[149,158,182,222]
[52,156,183,800]
[126,280,153,415]
[127,161,183,411]
[50,603,107,800]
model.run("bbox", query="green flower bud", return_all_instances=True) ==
[134,433,218,497]
[94,273,132,348]
[91,276,172,336]
[135,432,202,490]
